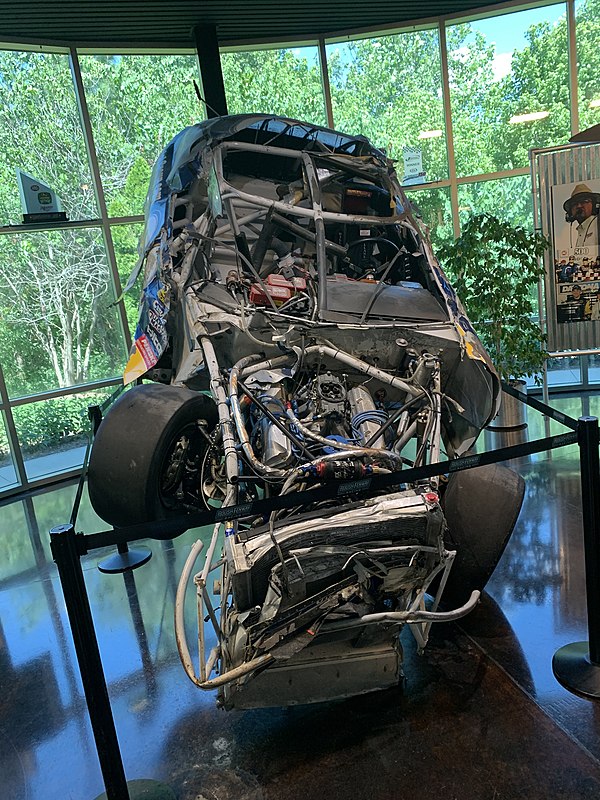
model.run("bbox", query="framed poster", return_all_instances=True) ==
[551,179,600,325]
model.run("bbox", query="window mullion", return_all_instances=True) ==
[438,20,460,239]
[69,47,132,351]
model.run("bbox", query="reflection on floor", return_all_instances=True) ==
[2,393,600,800]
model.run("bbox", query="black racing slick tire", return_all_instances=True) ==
[440,463,525,607]
[88,383,218,528]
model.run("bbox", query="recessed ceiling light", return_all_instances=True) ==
[509,111,550,124]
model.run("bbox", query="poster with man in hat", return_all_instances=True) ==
[551,179,600,323]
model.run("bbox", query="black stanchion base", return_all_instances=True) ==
[98,546,152,574]
[94,779,176,799]
[553,641,600,698]
[486,422,528,432]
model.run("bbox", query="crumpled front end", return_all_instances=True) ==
[105,115,507,709]
[219,490,452,709]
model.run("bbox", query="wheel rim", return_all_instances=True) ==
[159,423,205,511]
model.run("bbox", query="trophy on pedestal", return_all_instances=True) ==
[17,169,68,224]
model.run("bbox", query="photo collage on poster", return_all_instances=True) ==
[552,179,600,323]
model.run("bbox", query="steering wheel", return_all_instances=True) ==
[345,237,400,277]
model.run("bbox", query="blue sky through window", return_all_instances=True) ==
[459,3,566,79]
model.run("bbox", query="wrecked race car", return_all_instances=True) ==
[88,114,524,709]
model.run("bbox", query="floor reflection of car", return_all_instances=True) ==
[88,115,525,709]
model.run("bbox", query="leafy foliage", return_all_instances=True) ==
[577,1,600,130]
[0,394,95,463]
[439,213,549,382]
[0,54,201,395]
[327,30,447,180]
[13,394,90,453]
[221,48,327,125]
[0,229,125,393]
[80,54,201,215]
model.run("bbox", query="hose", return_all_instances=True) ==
[285,405,404,467]
[351,409,388,443]
[194,654,275,690]
[240,381,313,460]
[229,354,288,478]
[174,539,205,686]
[323,590,481,630]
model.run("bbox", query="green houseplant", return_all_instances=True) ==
[439,213,549,425]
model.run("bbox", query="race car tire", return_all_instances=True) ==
[88,383,218,528]
[439,462,525,607]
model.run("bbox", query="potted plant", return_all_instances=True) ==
[438,213,549,428]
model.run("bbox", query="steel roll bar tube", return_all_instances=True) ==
[198,323,239,488]
[228,354,288,479]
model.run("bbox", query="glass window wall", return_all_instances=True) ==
[575,0,600,133]
[111,221,145,339]
[35,483,107,564]
[80,54,201,217]
[458,175,534,229]
[1,4,599,498]
[546,355,582,386]
[326,29,447,184]
[447,5,570,177]
[221,46,327,125]
[0,228,127,398]
[589,353,600,383]
[0,502,33,582]
[0,50,97,226]
[0,412,19,492]
[405,186,453,248]
[12,385,116,482]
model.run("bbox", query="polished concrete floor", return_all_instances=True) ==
[2,393,600,800]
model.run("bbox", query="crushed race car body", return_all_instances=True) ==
[88,115,525,709]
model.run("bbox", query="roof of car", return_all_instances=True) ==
[175,113,387,161]
[141,113,392,250]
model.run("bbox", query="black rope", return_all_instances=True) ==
[79,426,577,556]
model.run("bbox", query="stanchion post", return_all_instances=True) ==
[50,523,177,800]
[553,416,600,697]
[579,416,600,665]
[50,523,130,800]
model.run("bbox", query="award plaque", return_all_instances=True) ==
[17,169,68,223]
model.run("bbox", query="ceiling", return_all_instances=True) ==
[1,0,516,47]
